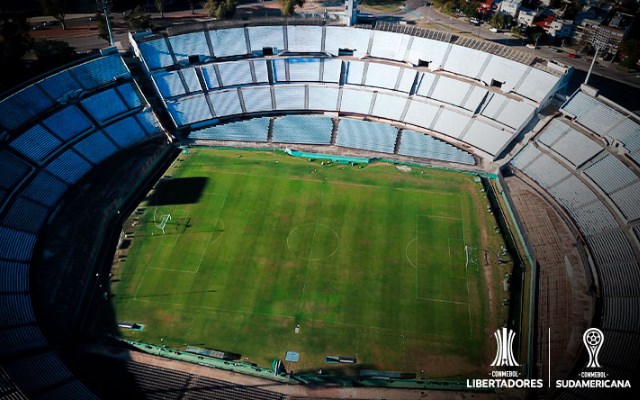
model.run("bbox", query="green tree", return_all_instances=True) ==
[155,0,166,18]
[619,39,640,70]
[33,39,76,66]
[40,0,69,30]
[279,0,304,17]
[95,12,110,43]
[205,0,236,19]
[124,5,151,30]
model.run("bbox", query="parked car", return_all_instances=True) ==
[489,27,499,33]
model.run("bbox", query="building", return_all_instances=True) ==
[499,0,522,18]
[518,8,541,26]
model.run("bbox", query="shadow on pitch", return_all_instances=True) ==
[147,177,208,205]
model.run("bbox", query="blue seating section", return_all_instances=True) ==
[45,149,92,184]
[200,64,220,90]
[135,110,162,135]
[209,28,248,57]
[2,197,50,234]
[20,172,69,207]
[0,227,37,263]
[274,85,305,110]
[103,116,150,148]
[241,87,273,114]
[0,294,36,326]
[0,152,32,191]
[37,69,82,102]
[0,53,130,134]
[72,54,130,90]
[10,125,63,163]
[167,95,213,126]
[169,31,211,63]
[209,90,243,117]
[0,261,29,293]
[337,119,398,154]
[153,70,188,98]
[42,106,93,141]
[80,88,129,123]
[116,82,144,109]
[272,116,333,145]
[190,118,270,142]
[399,129,475,165]
[218,61,253,87]
[0,325,46,356]
[0,85,53,131]
[4,352,74,397]
[138,38,174,70]
[73,131,119,165]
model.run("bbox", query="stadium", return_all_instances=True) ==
[0,17,639,400]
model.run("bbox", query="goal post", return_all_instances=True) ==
[157,213,172,234]
[465,245,478,272]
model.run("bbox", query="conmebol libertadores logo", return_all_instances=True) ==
[583,328,603,368]
[466,328,543,389]
[490,327,519,367]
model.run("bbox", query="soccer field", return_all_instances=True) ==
[112,148,498,377]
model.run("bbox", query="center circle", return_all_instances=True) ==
[286,223,339,261]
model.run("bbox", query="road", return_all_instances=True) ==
[28,4,640,106]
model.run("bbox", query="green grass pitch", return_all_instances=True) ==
[112,148,494,377]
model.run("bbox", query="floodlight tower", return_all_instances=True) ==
[97,0,116,46]
[345,0,358,26]
[584,27,611,86]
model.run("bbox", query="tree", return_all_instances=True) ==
[278,0,304,17]
[95,12,110,43]
[619,39,640,70]
[155,0,166,18]
[205,0,236,19]
[0,15,33,89]
[188,0,197,14]
[124,5,151,30]
[40,0,69,30]
[33,39,76,66]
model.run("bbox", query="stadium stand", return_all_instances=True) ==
[241,86,274,114]
[562,90,640,152]
[273,85,306,110]
[248,26,285,54]
[339,88,373,115]
[207,90,243,117]
[272,115,333,145]
[41,106,93,141]
[217,60,255,87]
[536,119,602,167]
[307,86,339,111]
[584,155,638,194]
[208,28,248,58]
[287,25,323,53]
[398,129,475,165]
[136,36,175,70]
[168,31,212,63]
[190,117,270,142]
[9,125,63,163]
[4,24,637,400]
[166,95,213,126]
[336,118,398,154]
[0,48,166,400]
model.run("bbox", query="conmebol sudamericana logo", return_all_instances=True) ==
[490,327,519,367]
[583,328,604,368]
